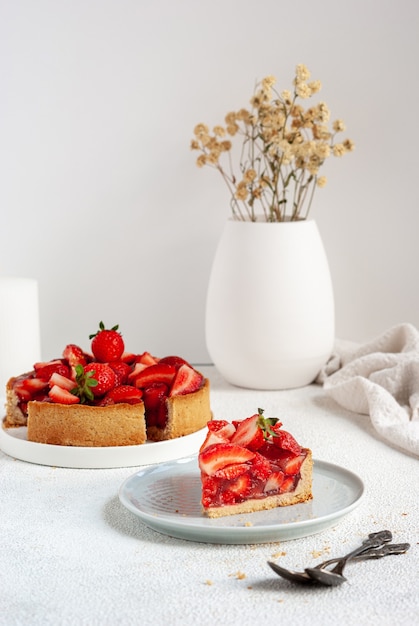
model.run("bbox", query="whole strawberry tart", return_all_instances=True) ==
[4,322,211,447]
[199,409,312,517]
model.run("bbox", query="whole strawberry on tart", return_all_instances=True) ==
[199,409,312,518]
[4,322,210,447]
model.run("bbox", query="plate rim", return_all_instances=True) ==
[119,456,365,544]
[0,423,207,469]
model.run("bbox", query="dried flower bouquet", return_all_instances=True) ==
[191,64,354,222]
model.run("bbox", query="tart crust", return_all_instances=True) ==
[27,400,147,447]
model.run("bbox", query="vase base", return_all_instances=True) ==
[212,353,330,391]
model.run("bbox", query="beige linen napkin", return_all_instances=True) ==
[317,323,419,457]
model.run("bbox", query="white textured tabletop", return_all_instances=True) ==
[1,366,418,626]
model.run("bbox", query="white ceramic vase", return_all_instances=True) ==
[205,218,334,389]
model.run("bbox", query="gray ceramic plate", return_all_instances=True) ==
[119,456,364,544]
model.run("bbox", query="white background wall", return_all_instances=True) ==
[1,0,418,365]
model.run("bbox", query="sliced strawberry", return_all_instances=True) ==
[169,364,203,397]
[14,377,48,400]
[83,363,116,397]
[200,419,236,451]
[121,351,136,364]
[134,351,159,366]
[105,385,143,405]
[207,420,236,439]
[48,385,80,405]
[214,463,249,480]
[272,428,302,456]
[231,410,280,431]
[263,471,285,493]
[251,452,272,480]
[34,360,71,381]
[63,344,89,367]
[277,452,306,475]
[281,476,296,493]
[127,362,149,382]
[49,372,76,391]
[22,377,49,393]
[159,355,189,368]
[199,431,225,452]
[198,443,255,476]
[231,414,264,451]
[108,360,132,385]
[33,361,50,371]
[13,381,32,401]
[133,363,176,389]
[207,419,229,432]
[227,473,252,497]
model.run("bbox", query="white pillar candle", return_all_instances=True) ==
[0,277,41,396]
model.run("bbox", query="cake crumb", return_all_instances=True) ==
[204,580,213,586]
[244,522,253,527]
[230,571,246,580]
[311,546,331,559]
[271,551,286,558]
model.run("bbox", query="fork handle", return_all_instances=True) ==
[314,542,409,570]
[334,530,393,566]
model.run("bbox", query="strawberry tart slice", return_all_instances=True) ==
[4,322,211,447]
[199,409,312,518]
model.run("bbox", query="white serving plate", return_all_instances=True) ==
[0,423,207,469]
